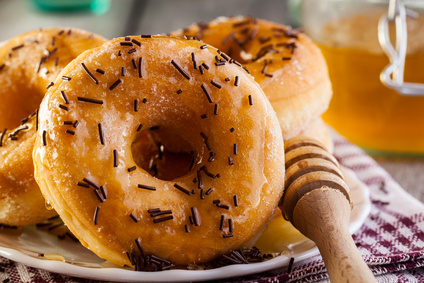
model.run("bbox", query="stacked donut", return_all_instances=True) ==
[172,16,333,151]
[0,16,334,271]
[0,28,105,225]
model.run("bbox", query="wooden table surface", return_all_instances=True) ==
[1,0,423,203]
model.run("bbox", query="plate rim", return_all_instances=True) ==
[0,166,371,282]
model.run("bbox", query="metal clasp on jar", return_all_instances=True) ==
[378,0,424,96]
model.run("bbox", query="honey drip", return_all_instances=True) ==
[45,200,53,210]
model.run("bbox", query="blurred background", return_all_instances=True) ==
[1,0,423,202]
[0,0,296,41]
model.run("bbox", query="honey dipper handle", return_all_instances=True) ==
[293,189,376,283]
[281,137,376,282]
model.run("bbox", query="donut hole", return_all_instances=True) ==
[131,128,196,181]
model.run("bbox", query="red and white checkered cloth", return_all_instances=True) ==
[1,132,424,282]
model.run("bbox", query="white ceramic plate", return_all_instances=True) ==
[0,166,370,282]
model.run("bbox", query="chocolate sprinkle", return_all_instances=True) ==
[98,123,105,145]
[173,184,191,195]
[130,213,139,223]
[248,95,253,105]
[0,129,7,147]
[65,129,75,135]
[153,216,174,223]
[138,184,156,191]
[77,182,90,188]
[136,124,143,131]
[208,152,216,162]
[94,189,105,203]
[217,203,230,210]
[138,57,143,78]
[228,157,234,165]
[113,149,118,167]
[219,215,225,230]
[205,188,214,195]
[150,210,172,217]
[36,109,39,131]
[128,48,137,54]
[171,60,190,80]
[59,104,69,111]
[60,91,69,104]
[121,67,126,76]
[120,42,133,46]
[134,99,139,112]
[132,39,141,46]
[77,97,103,104]
[62,76,72,81]
[127,166,137,172]
[210,80,221,89]
[11,44,24,51]
[132,58,137,69]
[46,82,54,89]
[234,76,239,86]
[96,68,105,74]
[81,63,99,84]
[42,130,47,146]
[214,104,219,115]
[83,178,100,190]
[233,195,239,207]
[185,224,190,233]
[176,89,183,94]
[228,219,233,233]
[197,170,203,189]
[202,63,210,70]
[284,257,295,274]
[109,79,122,90]
[201,84,213,103]
[93,206,100,225]
[200,44,208,49]
[191,207,200,226]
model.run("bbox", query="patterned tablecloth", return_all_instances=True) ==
[1,132,424,282]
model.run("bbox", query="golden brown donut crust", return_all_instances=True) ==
[0,116,58,225]
[172,16,332,139]
[33,36,285,267]
[0,28,106,130]
[0,28,106,225]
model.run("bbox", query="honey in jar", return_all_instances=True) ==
[302,2,424,155]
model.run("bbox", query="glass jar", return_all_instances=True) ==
[301,0,424,155]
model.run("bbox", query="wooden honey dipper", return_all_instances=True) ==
[279,136,376,282]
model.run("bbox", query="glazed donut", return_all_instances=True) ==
[33,36,285,268]
[0,28,106,225]
[172,16,332,140]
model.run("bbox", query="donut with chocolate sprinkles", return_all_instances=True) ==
[172,16,333,150]
[33,36,284,268]
[0,28,106,226]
